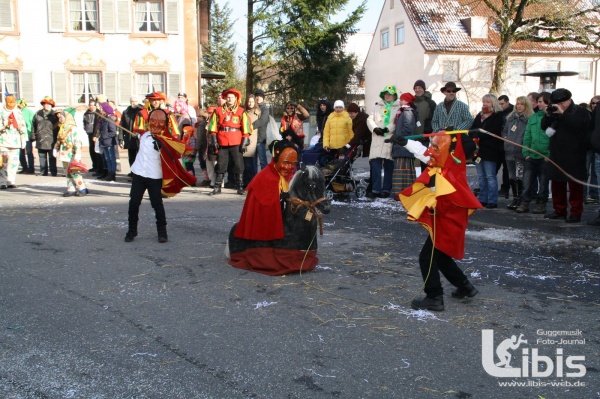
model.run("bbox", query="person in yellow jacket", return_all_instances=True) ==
[323,100,354,155]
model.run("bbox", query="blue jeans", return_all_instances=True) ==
[38,149,57,176]
[522,157,549,203]
[370,158,394,194]
[476,160,498,204]
[256,141,268,170]
[102,145,117,173]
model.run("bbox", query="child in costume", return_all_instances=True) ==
[389,132,482,311]
[54,110,88,197]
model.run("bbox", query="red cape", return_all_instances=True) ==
[399,135,482,259]
[234,162,292,241]
[152,134,197,196]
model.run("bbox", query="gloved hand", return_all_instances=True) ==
[545,127,556,138]
[468,129,480,139]
[337,144,350,156]
[240,137,250,153]
[210,135,219,150]
[373,127,389,136]
[384,136,407,146]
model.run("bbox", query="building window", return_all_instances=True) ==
[381,29,389,49]
[137,72,165,96]
[0,0,17,34]
[135,1,163,33]
[69,0,98,32]
[578,61,592,81]
[509,60,526,82]
[545,60,560,71]
[395,24,405,45]
[0,70,19,102]
[476,60,493,82]
[442,60,460,81]
[72,72,101,104]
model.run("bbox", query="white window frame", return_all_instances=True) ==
[476,60,493,82]
[578,61,592,81]
[0,70,19,102]
[509,60,526,82]
[71,71,102,104]
[395,24,405,45]
[381,29,389,49]
[135,0,163,33]
[136,72,166,97]
[68,0,98,32]
[442,60,460,82]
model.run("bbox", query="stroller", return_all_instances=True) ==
[318,142,367,200]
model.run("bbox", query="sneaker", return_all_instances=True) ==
[544,212,566,220]
[411,296,444,311]
[451,283,479,299]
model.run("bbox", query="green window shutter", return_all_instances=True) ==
[164,0,178,34]
[104,72,118,103]
[52,71,68,106]
[47,0,65,33]
[100,0,115,33]
[118,73,132,105]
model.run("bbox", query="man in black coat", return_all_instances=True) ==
[119,97,143,175]
[542,88,591,223]
[83,100,101,173]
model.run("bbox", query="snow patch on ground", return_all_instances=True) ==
[466,228,525,243]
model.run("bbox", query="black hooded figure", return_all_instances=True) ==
[316,99,333,136]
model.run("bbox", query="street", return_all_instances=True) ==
[0,154,598,399]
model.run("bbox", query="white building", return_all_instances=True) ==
[0,0,208,110]
[363,0,600,114]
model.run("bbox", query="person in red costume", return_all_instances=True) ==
[389,132,482,311]
[125,109,196,244]
[227,140,326,275]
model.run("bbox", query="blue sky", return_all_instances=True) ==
[219,0,385,50]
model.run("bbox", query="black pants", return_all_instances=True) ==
[418,236,469,298]
[128,173,166,229]
[215,145,244,175]
[38,149,57,176]
[88,135,103,170]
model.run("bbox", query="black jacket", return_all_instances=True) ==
[470,112,505,163]
[32,110,58,150]
[119,105,143,149]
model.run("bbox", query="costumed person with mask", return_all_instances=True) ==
[207,88,252,195]
[124,109,196,244]
[228,140,325,275]
[388,132,482,311]
[133,92,180,139]
[0,94,27,189]
[53,109,89,197]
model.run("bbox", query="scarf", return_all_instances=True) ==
[382,101,394,127]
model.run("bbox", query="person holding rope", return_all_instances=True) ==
[387,131,482,311]
[124,109,196,243]
[542,88,591,223]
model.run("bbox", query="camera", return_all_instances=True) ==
[549,105,559,112]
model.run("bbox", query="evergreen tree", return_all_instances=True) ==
[203,1,244,106]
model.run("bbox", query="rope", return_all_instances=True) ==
[286,197,328,235]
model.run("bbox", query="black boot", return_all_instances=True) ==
[507,180,520,210]
[107,172,116,182]
[209,173,224,195]
[157,225,168,243]
[451,282,479,299]
[124,230,137,242]
[236,174,245,195]
[97,170,108,180]
[411,295,444,311]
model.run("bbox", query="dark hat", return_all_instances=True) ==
[550,88,572,104]
[346,103,360,113]
[441,82,461,93]
[253,89,265,98]
[177,92,187,98]
[413,80,426,90]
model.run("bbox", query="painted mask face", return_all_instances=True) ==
[5,96,16,110]
[424,135,451,168]
[149,112,167,135]
[275,147,298,177]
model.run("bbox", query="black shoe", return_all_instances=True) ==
[486,203,497,209]
[587,215,600,226]
[565,215,581,223]
[451,283,479,299]
[17,170,27,174]
[479,201,487,207]
[507,198,520,210]
[7,184,17,189]
[1,185,8,189]
[544,212,566,220]
[158,234,168,243]
[237,187,245,195]
[366,191,377,199]
[411,296,444,311]
[124,231,137,242]
[379,192,390,198]
[63,191,76,197]
[97,172,108,180]
[208,187,222,196]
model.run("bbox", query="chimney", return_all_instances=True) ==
[461,16,488,39]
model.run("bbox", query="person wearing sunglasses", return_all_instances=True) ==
[431,82,473,136]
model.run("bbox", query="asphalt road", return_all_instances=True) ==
[0,154,598,399]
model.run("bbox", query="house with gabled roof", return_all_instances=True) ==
[363,0,600,114]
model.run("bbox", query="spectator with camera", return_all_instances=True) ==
[542,88,591,223]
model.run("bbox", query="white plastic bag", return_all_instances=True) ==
[94,139,101,154]
[266,116,282,146]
